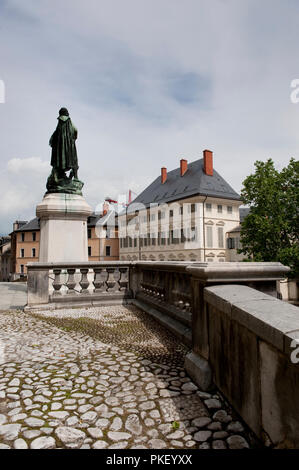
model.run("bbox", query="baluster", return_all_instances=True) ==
[52,268,62,296]
[66,268,76,294]
[106,268,116,291]
[93,267,105,293]
[118,267,128,291]
[79,268,90,294]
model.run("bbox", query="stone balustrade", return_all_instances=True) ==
[27,261,133,308]
[187,284,299,448]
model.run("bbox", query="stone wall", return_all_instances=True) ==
[196,284,299,448]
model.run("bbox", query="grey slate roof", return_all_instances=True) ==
[88,211,118,227]
[12,210,118,235]
[126,158,241,214]
[15,217,40,232]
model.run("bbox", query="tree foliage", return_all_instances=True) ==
[240,158,299,278]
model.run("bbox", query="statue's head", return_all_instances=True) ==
[59,107,69,117]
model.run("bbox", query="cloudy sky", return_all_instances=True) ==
[0,0,298,234]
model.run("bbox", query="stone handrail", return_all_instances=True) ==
[187,284,299,448]
[26,261,134,307]
[26,260,290,310]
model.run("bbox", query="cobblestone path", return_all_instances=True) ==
[0,306,253,449]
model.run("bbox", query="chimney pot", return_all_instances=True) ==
[161,167,167,184]
[180,159,188,176]
[103,201,109,216]
[203,149,213,176]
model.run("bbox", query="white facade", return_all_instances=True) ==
[119,195,242,262]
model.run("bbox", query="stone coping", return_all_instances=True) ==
[204,284,299,354]
[187,262,290,282]
[27,261,135,270]
[27,260,290,277]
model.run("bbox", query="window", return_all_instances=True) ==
[227,206,233,214]
[191,203,196,213]
[169,210,173,218]
[20,248,25,258]
[21,233,25,242]
[206,226,213,248]
[227,238,235,249]
[218,227,224,248]
[191,227,197,242]
[129,237,132,247]
[20,264,24,274]
[106,246,111,257]
[88,246,91,256]
[170,230,174,244]
[217,205,222,213]
[206,203,212,212]
[32,248,36,258]
[88,228,91,239]
[179,206,183,215]
[32,232,36,241]
[150,214,156,221]
[134,238,137,248]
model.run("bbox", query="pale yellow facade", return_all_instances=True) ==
[15,230,40,276]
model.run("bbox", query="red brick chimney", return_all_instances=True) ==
[180,159,188,176]
[161,167,167,184]
[103,201,109,216]
[203,149,213,176]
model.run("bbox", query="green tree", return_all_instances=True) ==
[240,158,299,278]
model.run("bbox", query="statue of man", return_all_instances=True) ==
[49,107,79,179]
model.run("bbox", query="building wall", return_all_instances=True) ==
[15,230,40,277]
[87,227,100,260]
[119,196,241,262]
[226,229,246,262]
[89,226,119,261]
[0,242,11,281]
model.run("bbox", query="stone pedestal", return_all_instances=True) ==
[36,193,92,263]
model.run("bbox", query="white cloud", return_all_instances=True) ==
[0,0,298,234]
[7,157,49,174]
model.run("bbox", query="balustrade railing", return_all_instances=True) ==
[137,262,193,323]
[27,262,132,306]
[27,260,289,318]
[51,265,130,297]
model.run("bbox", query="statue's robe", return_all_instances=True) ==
[50,115,78,171]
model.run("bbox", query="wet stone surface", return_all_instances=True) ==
[0,307,253,449]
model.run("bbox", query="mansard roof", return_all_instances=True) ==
[126,157,241,214]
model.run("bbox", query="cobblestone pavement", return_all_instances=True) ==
[0,283,27,311]
[0,306,254,449]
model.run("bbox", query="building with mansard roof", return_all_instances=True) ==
[119,150,243,262]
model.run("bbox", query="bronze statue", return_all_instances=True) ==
[46,107,83,195]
